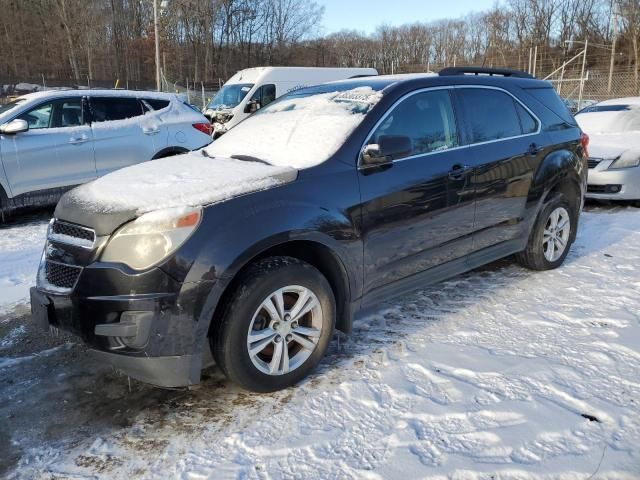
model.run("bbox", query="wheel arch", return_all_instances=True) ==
[152,146,189,159]
[203,239,353,356]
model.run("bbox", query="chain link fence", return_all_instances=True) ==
[545,69,639,112]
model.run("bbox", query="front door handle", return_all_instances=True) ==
[69,136,88,145]
[448,164,472,180]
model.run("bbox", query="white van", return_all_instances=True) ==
[203,66,378,138]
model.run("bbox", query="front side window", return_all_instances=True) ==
[459,89,524,143]
[367,89,459,160]
[19,103,53,129]
[18,98,83,129]
[90,97,144,122]
[251,84,277,108]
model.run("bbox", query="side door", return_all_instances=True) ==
[89,96,153,176]
[1,97,96,196]
[454,87,545,252]
[358,88,476,298]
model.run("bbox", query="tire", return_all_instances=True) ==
[517,193,575,271]
[212,256,336,392]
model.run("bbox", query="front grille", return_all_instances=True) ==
[587,157,602,169]
[49,220,96,248]
[43,261,82,290]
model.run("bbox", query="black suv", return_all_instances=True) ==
[30,68,587,392]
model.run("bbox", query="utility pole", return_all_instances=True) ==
[154,0,161,91]
[532,45,538,77]
[608,1,618,93]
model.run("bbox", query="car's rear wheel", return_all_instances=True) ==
[517,193,575,270]
[212,256,335,392]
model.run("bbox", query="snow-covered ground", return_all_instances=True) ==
[0,214,49,315]
[0,205,639,479]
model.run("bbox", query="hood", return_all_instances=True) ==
[587,133,640,160]
[55,152,298,236]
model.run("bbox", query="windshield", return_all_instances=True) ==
[576,105,640,134]
[207,83,254,110]
[0,99,27,119]
[205,84,384,169]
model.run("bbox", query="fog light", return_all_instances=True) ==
[606,184,622,193]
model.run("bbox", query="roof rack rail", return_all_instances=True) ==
[439,67,534,79]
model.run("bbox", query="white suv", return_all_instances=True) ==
[0,90,212,217]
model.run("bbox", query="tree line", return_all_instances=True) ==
[1,0,639,87]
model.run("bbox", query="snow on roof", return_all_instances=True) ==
[65,153,298,215]
[597,97,640,106]
[206,86,383,169]
[17,89,178,103]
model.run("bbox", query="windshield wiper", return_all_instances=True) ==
[230,154,271,165]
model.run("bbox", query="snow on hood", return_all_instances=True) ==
[64,152,298,216]
[586,133,640,160]
[205,86,383,169]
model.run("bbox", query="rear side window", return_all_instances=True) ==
[90,97,144,122]
[144,99,170,110]
[524,87,577,127]
[515,102,538,134]
[368,89,459,160]
[458,89,522,143]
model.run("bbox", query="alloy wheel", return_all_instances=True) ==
[543,206,571,262]
[246,285,323,375]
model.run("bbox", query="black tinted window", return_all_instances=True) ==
[524,87,577,127]
[144,99,170,110]
[515,102,537,134]
[459,89,522,143]
[368,89,458,160]
[90,97,143,122]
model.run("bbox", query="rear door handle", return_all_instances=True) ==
[528,143,541,155]
[143,128,160,135]
[448,164,472,180]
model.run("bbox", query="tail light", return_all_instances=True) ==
[193,122,213,136]
[580,132,589,159]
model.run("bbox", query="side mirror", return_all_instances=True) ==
[361,135,412,166]
[0,119,29,135]
[244,100,260,114]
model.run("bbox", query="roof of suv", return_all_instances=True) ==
[18,89,178,103]
[301,69,551,100]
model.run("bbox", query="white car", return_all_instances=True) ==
[576,97,640,205]
[203,67,378,138]
[0,90,212,218]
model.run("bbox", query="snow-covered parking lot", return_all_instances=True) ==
[0,205,639,479]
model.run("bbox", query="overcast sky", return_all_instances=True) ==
[319,0,498,34]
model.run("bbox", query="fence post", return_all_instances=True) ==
[578,40,588,110]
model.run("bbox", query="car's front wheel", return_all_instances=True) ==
[517,193,575,270]
[212,256,335,392]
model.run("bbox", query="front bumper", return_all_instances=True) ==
[586,162,640,200]
[30,269,215,387]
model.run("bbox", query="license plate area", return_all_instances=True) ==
[30,288,55,331]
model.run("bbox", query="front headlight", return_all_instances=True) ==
[101,206,202,270]
[609,152,640,169]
